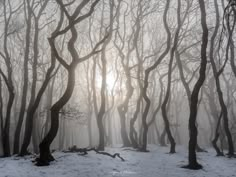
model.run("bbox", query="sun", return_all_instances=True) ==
[106,73,117,92]
[96,72,117,93]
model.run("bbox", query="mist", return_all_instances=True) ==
[0,0,235,175]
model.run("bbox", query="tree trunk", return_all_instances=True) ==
[209,0,234,156]
[87,111,93,147]
[117,68,133,148]
[161,0,183,154]
[97,50,106,150]
[44,80,54,137]
[1,0,16,157]
[130,95,141,148]
[118,106,132,147]
[185,0,208,170]
[141,0,171,151]
[2,89,14,157]
[13,0,32,154]
[212,112,224,156]
[20,8,60,156]
[97,1,114,150]
[37,67,76,165]
[160,129,167,146]
[0,79,3,137]
[32,114,39,154]
[154,121,161,144]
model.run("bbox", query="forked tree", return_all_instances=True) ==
[183,0,208,170]
[141,0,171,152]
[0,0,22,157]
[36,0,110,166]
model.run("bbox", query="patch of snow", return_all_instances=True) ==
[0,145,236,177]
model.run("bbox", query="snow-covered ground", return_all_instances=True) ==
[0,145,236,177]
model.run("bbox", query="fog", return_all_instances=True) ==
[0,0,235,170]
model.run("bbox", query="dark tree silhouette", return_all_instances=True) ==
[36,0,109,166]
[20,0,57,156]
[0,0,21,157]
[209,0,234,157]
[183,0,208,170]
[141,0,171,152]
[13,0,32,154]
[97,0,116,151]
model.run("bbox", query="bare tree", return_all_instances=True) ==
[0,0,21,157]
[209,0,234,157]
[13,0,33,154]
[20,0,57,156]
[183,0,208,170]
[141,0,171,152]
[36,0,109,166]
[96,0,116,150]
[114,1,134,147]
[160,0,184,154]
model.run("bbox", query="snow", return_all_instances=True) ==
[0,145,236,177]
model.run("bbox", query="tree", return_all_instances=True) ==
[160,0,184,154]
[36,0,109,166]
[209,0,234,157]
[20,0,57,156]
[141,0,171,152]
[114,1,134,147]
[0,0,21,157]
[96,0,116,151]
[184,0,208,170]
[13,0,32,154]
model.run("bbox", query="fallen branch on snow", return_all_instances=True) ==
[63,145,125,161]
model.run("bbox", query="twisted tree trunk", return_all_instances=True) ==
[185,0,208,170]
[37,66,76,165]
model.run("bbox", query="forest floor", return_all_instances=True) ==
[0,145,235,177]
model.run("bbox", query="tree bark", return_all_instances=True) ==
[20,8,61,155]
[209,0,234,156]
[13,0,32,154]
[141,0,171,151]
[97,0,114,150]
[212,112,224,156]
[160,0,182,154]
[185,0,208,170]
[36,0,107,164]
[1,0,16,157]
[37,66,76,165]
